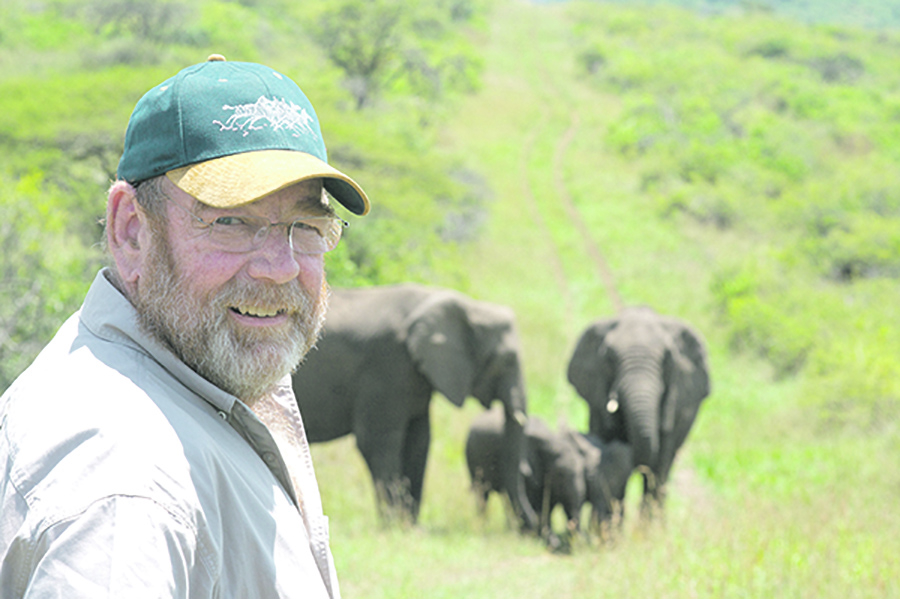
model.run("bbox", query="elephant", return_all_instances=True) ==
[291,284,539,528]
[465,409,589,537]
[465,410,633,544]
[566,306,710,514]
[580,435,633,537]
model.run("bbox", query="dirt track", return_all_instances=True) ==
[517,103,706,506]
[519,108,624,316]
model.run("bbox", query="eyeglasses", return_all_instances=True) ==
[166,198,348,255]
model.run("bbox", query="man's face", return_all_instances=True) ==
[133,177,330,403]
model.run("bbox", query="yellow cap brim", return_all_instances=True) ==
[166,149,370,215]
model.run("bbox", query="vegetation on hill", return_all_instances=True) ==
[1,0,898,597]
[0,0,487,388]
[593,0,900,29]
[569,1,900,429]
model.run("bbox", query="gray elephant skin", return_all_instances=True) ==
[581,433,633,534]
[465,410,633,537]
[567,306,710,511]
[292,284,538,528]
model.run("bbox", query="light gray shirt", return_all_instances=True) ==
[0,270,340,598]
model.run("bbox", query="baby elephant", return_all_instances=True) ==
[580,434,633,536]
[465,409,633,540]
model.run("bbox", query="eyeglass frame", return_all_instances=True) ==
[162,196,349,255]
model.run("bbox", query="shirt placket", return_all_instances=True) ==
[227,391,339,599]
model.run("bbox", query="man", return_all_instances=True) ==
[0,55,369,598]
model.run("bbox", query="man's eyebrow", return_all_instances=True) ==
[294,193,335,216]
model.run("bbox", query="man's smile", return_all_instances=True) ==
[231,306,288,318]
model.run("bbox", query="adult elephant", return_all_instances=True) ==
[566,306,710,513]
[292,284,539,529]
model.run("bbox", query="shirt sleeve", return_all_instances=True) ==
[10,495,214,599]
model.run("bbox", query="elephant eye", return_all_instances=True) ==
[602,346,617,367]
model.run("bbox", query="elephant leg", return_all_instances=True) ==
[639,469,663,519]
[654,401,703,512]
[475,484,490,516]
[592,502,625,544]
[660,401,702,485]
[355,427,414,522]
[401,413,431,522]
[559,479,583,534]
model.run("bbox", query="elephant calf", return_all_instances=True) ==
[465,409,633,539]
[580,435,633,535]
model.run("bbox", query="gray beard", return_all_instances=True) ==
[132,233,327,403]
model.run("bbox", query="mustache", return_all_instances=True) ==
[210,278,313,316]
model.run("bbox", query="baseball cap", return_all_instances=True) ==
[116,55,369,215]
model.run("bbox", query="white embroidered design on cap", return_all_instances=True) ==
[213,96,318,138]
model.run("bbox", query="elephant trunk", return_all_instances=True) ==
[628,405,659,472]
[616,353,665,473]
[497,370,540,532]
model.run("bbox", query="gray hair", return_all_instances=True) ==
[134,176,169,219]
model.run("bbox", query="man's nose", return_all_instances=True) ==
[246,224,302,284]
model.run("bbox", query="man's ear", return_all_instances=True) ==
[106,180,147,292]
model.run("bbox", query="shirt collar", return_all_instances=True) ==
[80,268,241,414]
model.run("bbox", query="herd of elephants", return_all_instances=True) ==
[292,283,711,548]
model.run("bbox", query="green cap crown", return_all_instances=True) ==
[116,57,368,215]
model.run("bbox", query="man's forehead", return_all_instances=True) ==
[268,178,328,212]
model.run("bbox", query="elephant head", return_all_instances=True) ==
[567,306,709,501]
[402,290,539,530]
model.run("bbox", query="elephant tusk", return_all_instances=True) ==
[514,410,528,427]
[607,398,619,414]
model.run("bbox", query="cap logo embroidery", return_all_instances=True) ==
[213,96,318,139]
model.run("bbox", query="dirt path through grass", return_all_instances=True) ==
[519,113,575,316]
[552,110,625,313]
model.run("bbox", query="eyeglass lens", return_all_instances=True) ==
[209,216,343,254]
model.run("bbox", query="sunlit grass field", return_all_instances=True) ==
[310,2,900,597]
[315,371,898,598]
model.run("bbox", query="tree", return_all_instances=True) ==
[310,0,482,110]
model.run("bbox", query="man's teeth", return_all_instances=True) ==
[234,307,283,318]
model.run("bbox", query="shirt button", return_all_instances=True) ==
[217,411,228,421]
[263,452,277,464]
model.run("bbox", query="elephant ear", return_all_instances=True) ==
[567,318,618,408]
[403,292,477,407]
[661,317,711,405]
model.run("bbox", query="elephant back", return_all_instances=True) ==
[324,284,435,340]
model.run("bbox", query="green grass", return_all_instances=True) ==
[310,2,900,596]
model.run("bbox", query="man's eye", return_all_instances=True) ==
[293,221,324,236]
[213,216,249,227]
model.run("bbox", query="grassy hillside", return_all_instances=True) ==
[583,0,900,29]
[313,1,900,597]
[1,0,898,597]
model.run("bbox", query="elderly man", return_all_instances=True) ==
[0,56,368,598]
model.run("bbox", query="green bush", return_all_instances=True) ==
[805,213,900,280]
[0,170,103,390]
[711,257,816,377]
